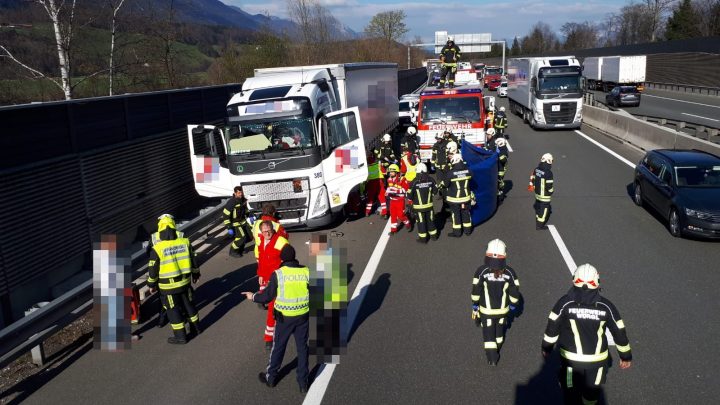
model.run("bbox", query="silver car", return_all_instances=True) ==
[497,82,508,97]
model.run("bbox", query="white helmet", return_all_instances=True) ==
[407,126,417,135]
[416,162,428,173]
[573,264,599,289]
[447,35,454,42]
[499,106,506,112]
[485,239,507,258]
[446,141,458,153]
[541,153,554,164]
[486,128,496,136]
[495,138,507,147]
[435,132,443,140]
[382,133,391,142]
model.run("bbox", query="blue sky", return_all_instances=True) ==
[226,0,629,44]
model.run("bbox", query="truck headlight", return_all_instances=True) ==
[311,186,329,218]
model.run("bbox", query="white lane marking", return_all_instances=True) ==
[547,225,615,346]
[506,140,514,153]
[574,131,636,169]
[643,94,720,109]
[303,219,393,405]
[682,112,720,122]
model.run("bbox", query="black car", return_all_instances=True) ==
[605,86,641,107]
[633,149,720,238]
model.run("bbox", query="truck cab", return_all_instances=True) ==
[483,66,503,88]
[415,84,494,163]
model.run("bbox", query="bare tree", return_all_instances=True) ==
[364,10,409,42]
[644,0,679,41]
[561,22,599,50]
[107,0,127,96]
[521,22,559,55]
[693,0,720,36]
[0,0,77,99]
[286,0,337,64]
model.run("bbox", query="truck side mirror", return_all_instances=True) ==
[531,77,537,93]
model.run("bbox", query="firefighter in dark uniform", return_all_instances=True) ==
[437,36,461,89]
[530,153,554,230]
[494,106,508,138]
[484,128,497,152]
[223,185,250,257]
[402,126,420,158]
[374,133,397,178]
[445,145,474,237]
[495,137,509,198]
[409,163,438,243]
[243,245,311,394]
[148,214,201,344]
[471,239,520,365]
[542,264,632,405]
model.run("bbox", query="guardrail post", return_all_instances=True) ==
[696,126,707,139]
[659,118,667,126]
[677,122,686,129]
[24,302,49,366]
[708,129,718,138]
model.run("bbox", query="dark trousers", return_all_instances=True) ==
[311,308,346,364]
[448,202,472,235]
[495,126,505,137]
[231,223,251,254]
[439,65,457,86]
[559,363,607,405]
[534,200,552,226]
[415,210,437,239]
[482,317,506,363]
[267,313,310,386]
[160,290,199,340]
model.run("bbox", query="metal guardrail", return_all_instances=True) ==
[644,82,720,97]
[0,200,228,370]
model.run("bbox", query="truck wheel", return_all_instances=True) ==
[523,109,530,124]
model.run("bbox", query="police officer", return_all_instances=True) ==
[471,239,520,365]
[437,36,461,89]
[494,106,508,138]
[243,245,311,394]
[409,163,438,243]
[223,185,250,257]
[445,145,474,237]
[495,138,509,198]
[529,153,554,230]
[148,214,201,344]
[542,264,632,405]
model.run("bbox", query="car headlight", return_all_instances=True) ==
[685,208,712,220]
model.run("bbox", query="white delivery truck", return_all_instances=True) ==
[507,56,584,129]
[583,55,646,92]
[187,63,398,228]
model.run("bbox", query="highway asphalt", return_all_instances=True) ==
[14,97,720,404]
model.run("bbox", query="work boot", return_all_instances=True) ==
[190,322,203,336]
[464,228,473,236]
[536,222,548,230]
[229,249,243,258]
[416,237,428,244]
[431,234,439,241]
[449,83,455,89]
[437,83,444,89]
[387,231,396,236]
[258,372,276,388]
[299,381,309,394]
[167,337,187,345]
[156,313,168,329]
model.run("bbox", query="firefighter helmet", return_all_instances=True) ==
[447,35,454,42]
[416,162,428,173]
[387,164,400,173]
[446,141,458,153]
[486,128,496,136]
[485,239,507,258]
[573,264,600,289]
[382,133,391,142]
[407,126,417,135]
[495,138,507,147]
[541,153,554,164]
[499,106,506,112]
[157,214,176,230]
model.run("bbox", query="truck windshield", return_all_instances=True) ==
[538,67,582,93]
[225,99,316,155]
[421,97,481,123]
[485,68,503,76]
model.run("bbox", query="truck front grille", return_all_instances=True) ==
[543,102,577,124]
[243,178,310,213]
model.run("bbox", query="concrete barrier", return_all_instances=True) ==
[582,104,720,155]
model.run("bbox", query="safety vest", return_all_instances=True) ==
[402,154,417,182]
[274,265,310,317]
[367,161,383,180]
[152,238,193,291]
[151,231,184,246]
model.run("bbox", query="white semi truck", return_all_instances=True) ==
[507,56,584,129]
[187,63,399,228]
[583,55,647,92]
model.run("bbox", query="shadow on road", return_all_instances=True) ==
[194,263,258,330]
[347,273,391,343]
[1,332,93,405]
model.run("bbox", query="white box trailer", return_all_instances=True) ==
[187,63,399,228]
[583,55,646,92]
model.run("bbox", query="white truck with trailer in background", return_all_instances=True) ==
[187,63,399,228]
[507,56,584,129]
[583,55,647,92]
